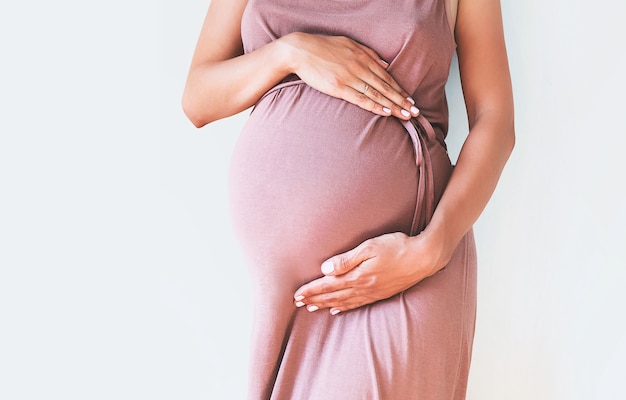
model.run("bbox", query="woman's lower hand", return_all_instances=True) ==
[293,232,447,315]
[278,32,420,120]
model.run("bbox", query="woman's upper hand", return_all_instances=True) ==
[293,231,448,315]
[279,32,420,120]
[183,0,419,127]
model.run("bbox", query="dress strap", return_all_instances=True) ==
[401,115,436,236]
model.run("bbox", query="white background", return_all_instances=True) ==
[1,1,625,399]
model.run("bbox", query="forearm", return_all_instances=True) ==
[182,38,292,127]
[421,111,515,269]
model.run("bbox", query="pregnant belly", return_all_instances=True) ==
[228,83,447,287]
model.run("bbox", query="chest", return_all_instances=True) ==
[241,0,453,63]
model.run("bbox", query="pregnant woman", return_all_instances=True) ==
[183,0,514,398]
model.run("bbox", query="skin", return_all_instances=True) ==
[183,0,515,315]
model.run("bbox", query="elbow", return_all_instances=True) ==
[490,107,516,157]
[181,85,221,128]
[503,119,516,159]
[184,110,210,129]
[184,113,206,129]
[181,95,210,129]
[506,114,516,150]
[471,108,516,158]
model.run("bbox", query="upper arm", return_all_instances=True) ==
[454,0,514,127]
[189,0,249,68]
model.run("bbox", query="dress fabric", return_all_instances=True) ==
[228,0,477,399]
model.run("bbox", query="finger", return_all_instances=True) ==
[344,86,393,117]
[321,239,376,276]
[366,72,420,119]
[350,42,409,98]
[357,81,417,120]
[296,287,361,312]
[348,72,418,120]
[329,298,370,315]
[353,42,390,70]
[352,42,419,117]
[302,290,376,315]
[294,274,355,303]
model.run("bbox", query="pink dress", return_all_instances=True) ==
[228,0,477,398]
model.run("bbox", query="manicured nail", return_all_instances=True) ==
[382,107,391,114]
[330,309,341,316]
[407,97,415,105]
[307,305,319,312]
[295,301,305,307]
[295,295,305,301]
[321,261,334,274]
[401,109,411,118]
[380,59,389,67]
[410,106,420,115]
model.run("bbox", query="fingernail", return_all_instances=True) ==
[410,106,420,115]
[321,261,334,274]
[407,97,415,105]
[307,305,319,312]
[295,301,305,308]
[382,107,391,114]
[401,109,411,118]
[294,295,305,301]
[330,309,341,316]
[380,59,389,66]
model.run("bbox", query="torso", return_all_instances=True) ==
[230,0,456,273]
[229,2,463,397]
[241,0,456,136]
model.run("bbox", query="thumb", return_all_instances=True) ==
[321,241,373,276]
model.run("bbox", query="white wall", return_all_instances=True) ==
[1,1,624,399]
[459,2,626,398]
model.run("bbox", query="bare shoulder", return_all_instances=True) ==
[189,0,250,66]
